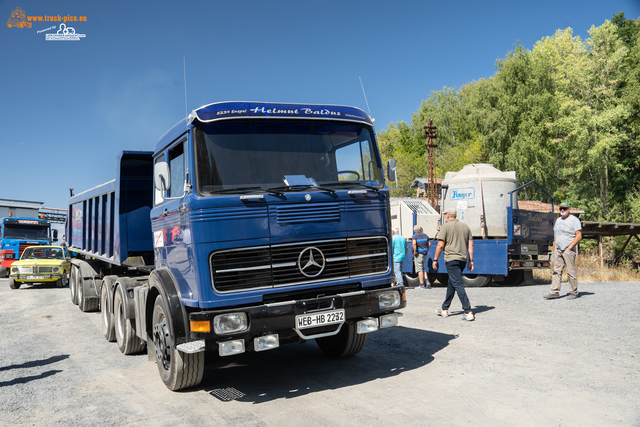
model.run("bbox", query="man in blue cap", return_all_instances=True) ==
[544,202,582,300]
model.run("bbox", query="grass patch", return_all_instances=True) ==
[533,252,640,283]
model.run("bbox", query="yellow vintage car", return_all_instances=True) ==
[9,246,70,289]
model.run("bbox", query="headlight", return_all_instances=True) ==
[52,266,60,273]
[213,312,248,335]
[379,291,401,309]
[11,267,19,274]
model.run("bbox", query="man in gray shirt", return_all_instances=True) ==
[544,202,582,300]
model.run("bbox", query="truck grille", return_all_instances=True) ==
[210,237,389,293]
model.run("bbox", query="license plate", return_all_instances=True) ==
[296,309,345,329]
[26,275,45,280]
[525,262,534,267]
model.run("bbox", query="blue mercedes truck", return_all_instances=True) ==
[67,101,406,391]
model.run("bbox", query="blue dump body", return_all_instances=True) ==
[66,101,405,390]
[67,151,154,266]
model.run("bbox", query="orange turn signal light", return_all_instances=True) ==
[190,320,211,333]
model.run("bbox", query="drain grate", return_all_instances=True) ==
[209,387,245,401]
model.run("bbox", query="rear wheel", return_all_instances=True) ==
[0,267,8,278]
[462,274,492,287]
[114,289,146,355]
[152,295,204,391]
[69,265,79,305]
[316,321,368,358]
[9,277,20,289]
[101,282,116,342]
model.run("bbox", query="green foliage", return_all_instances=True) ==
[378,13,640,222]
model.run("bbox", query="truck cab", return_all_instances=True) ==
[0,217,52,277]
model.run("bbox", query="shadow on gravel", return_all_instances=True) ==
[0,355,69,372]
[200,326,454,403]
[0,369,63,387]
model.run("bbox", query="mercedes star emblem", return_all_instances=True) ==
[298,246,325,277]
[305,194,312,201]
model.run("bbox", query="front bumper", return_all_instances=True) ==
[10,274,64,282]
[188,284,406,349]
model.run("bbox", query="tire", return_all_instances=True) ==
[77,270,99,312]
[9,277,20,289]
[114,288,146,355]
[101,282,116,342]
[316,321,368,358]
[403,273,420,288]
[70,265,79,305]
[56,273,68,288]
[152,295,204,391]
[502,270,526,287]
[427,273,438,287]
[0,267,8,278]
[462,274,492,287]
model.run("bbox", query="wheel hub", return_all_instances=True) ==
[153,320,171,368]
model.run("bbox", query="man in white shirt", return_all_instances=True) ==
[544,202,582,300]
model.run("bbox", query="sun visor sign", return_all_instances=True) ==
[194,102,373,125]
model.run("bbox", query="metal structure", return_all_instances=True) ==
[39,207,67,224]
[423,119,438,210]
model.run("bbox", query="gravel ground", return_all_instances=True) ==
[0,278,639,426]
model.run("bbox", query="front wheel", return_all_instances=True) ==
[315,321,368,358]
[114,289,146,355]
[9,277,20,289]
[462,274,492,287]
[152,295,204,391]
[56,273,68,288]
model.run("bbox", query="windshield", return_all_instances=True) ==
[21,247,65,260]
[194,120,383,195]
[3,224,50,240]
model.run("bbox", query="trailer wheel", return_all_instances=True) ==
[101,282,116,342]
[316,321,368,358]
[0,267,8,278]
[114,289,146,355]
[77,273,99,312]
[9,277,20,289]
[152,295,204,391]
[503,270,526,287]
[462,274,492,287]
[69,265,79,305]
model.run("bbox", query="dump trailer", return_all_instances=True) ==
[426,164,555,287]
[67,101,406,390]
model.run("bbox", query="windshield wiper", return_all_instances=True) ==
[266,185,336,196]
[319,181,380,192]
[209,186,264,195]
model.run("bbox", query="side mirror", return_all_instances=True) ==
[53,229,59,240]
[387,158,398,190]
[154,162,171,192]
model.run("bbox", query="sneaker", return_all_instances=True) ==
[566,293,579,300]
[543,293,560,300]
[462,311,474,321]
[426,284,432,289]
[418,284,426,289]
[435,307,449,318]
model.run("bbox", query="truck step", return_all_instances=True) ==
[176,340,205,354]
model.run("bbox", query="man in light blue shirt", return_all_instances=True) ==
[544,202,582,300]
[392,227,407,286]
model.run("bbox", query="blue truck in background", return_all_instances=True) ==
[0,217,54,278]
[67,101,406,391]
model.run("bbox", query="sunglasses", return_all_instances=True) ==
[559,207,569,211]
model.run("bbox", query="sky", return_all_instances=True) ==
[1,0,639,212]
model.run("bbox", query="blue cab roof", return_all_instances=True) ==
[154,101,373,154]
